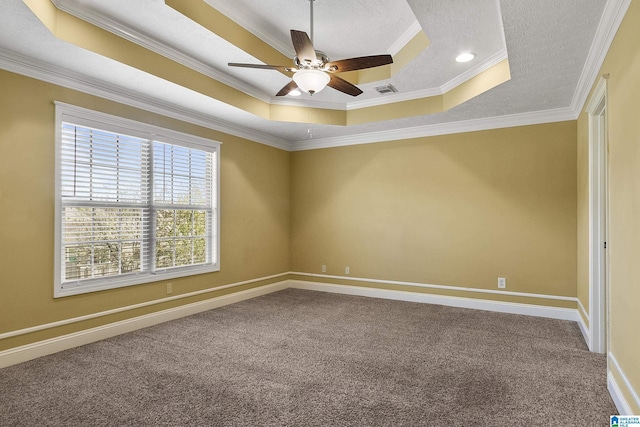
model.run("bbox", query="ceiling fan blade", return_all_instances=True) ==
[326,55,393,73]
[275,80,299,97]
[228,63,293,72]
[327,74,363,97]
[290,30,317,64]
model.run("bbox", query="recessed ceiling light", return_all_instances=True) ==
[455,52,476,63]
[288,89,302,96]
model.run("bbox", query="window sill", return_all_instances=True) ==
[54,264,220,298]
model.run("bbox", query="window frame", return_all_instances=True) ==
[54,102,220,298]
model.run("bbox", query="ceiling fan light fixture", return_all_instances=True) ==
[293,69,330,95]
[456,52,476,63]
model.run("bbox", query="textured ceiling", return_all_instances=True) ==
[0,0,615,149]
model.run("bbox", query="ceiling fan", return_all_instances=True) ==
[228,0,393,97]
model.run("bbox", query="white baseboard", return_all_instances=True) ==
[577,313,591,350]
[608,352,640,415]
[0,281,288,369]
[292,272,577,302]
[289,280,579,321]
[0,277,585,370]
[3,276,634,417]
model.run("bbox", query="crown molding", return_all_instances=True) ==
[51,0,430,111]
[0,48,292,151]
[388,21,423,56]
[347,48,509,110]
[52,0,272,103]
[346,86,442,110]
[3,0,628,153]
[270,48,508,112]
[570,0,631,115]
[290,107,576,151]
[0,46,576,154]
[439,48,508,93]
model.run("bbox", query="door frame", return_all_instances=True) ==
[586,76,609,354]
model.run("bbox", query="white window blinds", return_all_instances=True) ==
[60,124,150,282]
[152,142,215,271]
[55,103,220,297]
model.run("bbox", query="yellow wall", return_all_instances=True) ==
[291,122,578,306]
[0,68,581,355]
[2,2,638,411]
[0,70,291,351]
[577,0,640,413]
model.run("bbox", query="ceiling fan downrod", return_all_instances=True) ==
[309,0,315,44]
[227,0,393,97]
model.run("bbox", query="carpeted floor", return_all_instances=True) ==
[0,289,616,426]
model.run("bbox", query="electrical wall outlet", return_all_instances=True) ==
[345,266,350,275]
[166,282,173,294]
[498,277,506,289]
[321,264,326,273]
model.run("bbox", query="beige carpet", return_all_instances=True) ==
[0,288,616,426]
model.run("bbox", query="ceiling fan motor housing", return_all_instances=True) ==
[295,50,330,70]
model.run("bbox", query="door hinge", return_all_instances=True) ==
[604,241,607,249]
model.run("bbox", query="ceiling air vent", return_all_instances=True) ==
[375,84,398,94]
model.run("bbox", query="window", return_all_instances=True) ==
[55,103,220,297]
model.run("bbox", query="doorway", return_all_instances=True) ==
[586,76,609,354]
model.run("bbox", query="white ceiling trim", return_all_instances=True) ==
[387,21,423,56]
[50,1,446,112]
[53,0,273,104]
[569,0,631,114]
[439,48,508,93]
[346,88,442,111]
[347,48,509,110]
[0,48,292,151]
[1,0,629,153]
[0,40,602,154]
[290,107,577,151]
[257,49,510,113]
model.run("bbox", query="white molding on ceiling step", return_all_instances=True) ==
[52,0,271,104]
[0,48,293,152]
[1,0,632,152]
[347,48,509,111]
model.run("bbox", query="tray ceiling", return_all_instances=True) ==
[0,0,621,150]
